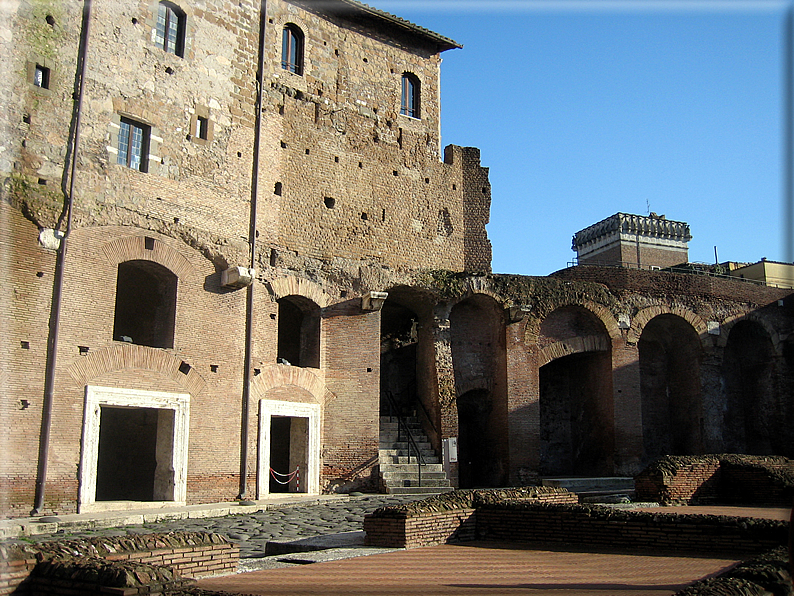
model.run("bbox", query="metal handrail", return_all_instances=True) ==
[384,391,424,488]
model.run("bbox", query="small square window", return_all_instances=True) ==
[33,64,50,89]
[195,115,208,140]
[118,117,150,172]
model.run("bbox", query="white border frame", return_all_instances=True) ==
[79,385,190,512]
[257,399,321,498]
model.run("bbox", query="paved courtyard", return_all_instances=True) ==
[196,540,743,596]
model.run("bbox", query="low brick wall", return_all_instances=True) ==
[477,503,788,554]
[364,487,579,548]
[364,489,789,555]
[0,532,238,595]
[635,455,794,505]
[365,508,476,548]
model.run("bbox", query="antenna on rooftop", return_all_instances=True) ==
[646,198,651,216]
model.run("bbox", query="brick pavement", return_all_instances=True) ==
[196,541,742,596]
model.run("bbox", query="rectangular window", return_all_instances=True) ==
[155,2,185,57]
[33,64,50,89]
[196,115,208,140]
[118,118,150,172]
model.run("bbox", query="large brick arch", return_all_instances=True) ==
[627,305,708,346]
[100,234,195,279]
[251,364,336,405]
[67,344,206,395]
[718,311,782,352]
[524,300,621,346]
[266,276,331,308]
[537,335,611,368]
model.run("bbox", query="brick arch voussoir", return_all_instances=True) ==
[537,334,611,368]
[251,364,336,405]
[455,378,493,399]
[627,305,708,347]
[524,299,620,346]
[100,234,194,279]
[718,311,782,352]
[67,344,206,395]
[267,276,330,308]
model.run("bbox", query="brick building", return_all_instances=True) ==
[1,0,792,518]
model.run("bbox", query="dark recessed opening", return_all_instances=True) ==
[305,148,310,155]
[277,296,320,368]
[367,367,372,373]
[113,260,177,349]
[33,64,50,89]
[45,14,55,26]
[363,57,368,63]
[21,341,30,349]
[324,197,335,209]
[37,178,46,185]
[79,346,90,354]
[210,364,218,373]
[361,212,368,221]
[382,209,386,222]
[196,115,208,139]
[178,361,191,375]
[132,17,138,24]
[237,151,242,157]
[482,187,488,194]
[165,66,174,75]
[36,271,44,277]
[392,171,398,176]
[452,184,457,190]
[144,236,155,250]
[340,290,348,298]
[280,141,287,148]
[23,114,31,124]
[173,217,179,224]
[254,368,261,376]
[358,162,363,168]
[270,313,277,320]
[274,182,283,196]
[334,156,339,163]
[425,178,430,184]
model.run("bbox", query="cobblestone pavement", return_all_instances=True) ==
[19,495,425,559]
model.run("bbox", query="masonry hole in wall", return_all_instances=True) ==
[305,148,310,155]
[23,114,31,124]
[36,271,44,277]
[269,416,309,493]
[280,141,287,148]
[95,406,175,502]
[358,162,363,168]
[361,212,368,221]
[78,345,89,354]
[452,184,456,190]
[277,295,320,368]
[37,178,46,185]
[425,178,430,184]
[363,57,368,63]
[20,341,29,349]
[178,361,191,375]
[334,156,339,163]
[145,236,155,250]
[274,182,283,195]
[113,260,177,349]
[324,197,335,209]
[639,314,703,464]
[382,209,386,222]
[210,364,218,373]
[165,66,174,75]
[132,17,138,24]
[393,170,398,176]
[45,14,55,27]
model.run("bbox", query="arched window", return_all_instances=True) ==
[155,1,186,57]
[113,260,177,348]
[281,24,304,75]
[401,73,420,119]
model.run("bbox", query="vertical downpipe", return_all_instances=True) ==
[239,0,267,501]
[32,0,92,515]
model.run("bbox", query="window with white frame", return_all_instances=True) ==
[155,1,186,57]
[118,118,150,172]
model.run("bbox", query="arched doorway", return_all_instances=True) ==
[450,294,508,488]
[639,314,703,463]
[537,306,613,476]
[723,320,778,454]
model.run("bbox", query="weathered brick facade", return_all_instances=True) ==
[1,0,793,518]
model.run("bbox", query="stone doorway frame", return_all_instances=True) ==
[257,399,321,498]
[79,385,190,512]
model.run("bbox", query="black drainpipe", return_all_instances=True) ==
[32,0,92,516]
[239,0,267,501]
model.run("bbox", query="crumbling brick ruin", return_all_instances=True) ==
[1,0,793,518]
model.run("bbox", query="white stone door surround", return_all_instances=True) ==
[79,385,190,512]
[257,399,321,498]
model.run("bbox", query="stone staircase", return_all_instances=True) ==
[540,477,636,503]
[378,416,453,495]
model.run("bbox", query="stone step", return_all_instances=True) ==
[378,448,436,457]
[379,463,445,473]
[381,470,449,481]
[380,441,432,451]
[379,422,423,431]
[384,486,455,495]
[385,477,451,488]
[379,416,420,424]
[379,432,429,443]
[541,477,635,492]
[380,455,440,464]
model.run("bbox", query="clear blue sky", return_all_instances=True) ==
[365,0,792,276]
